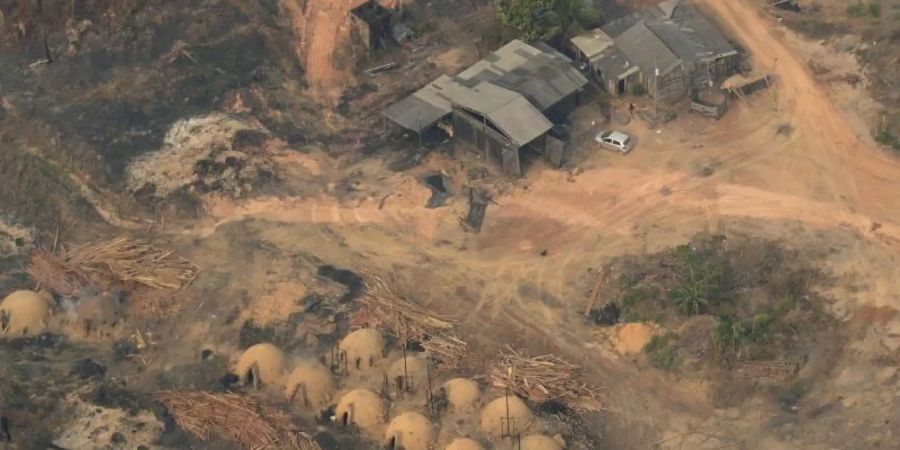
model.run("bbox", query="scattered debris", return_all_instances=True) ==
[0,218,32,258]
[637,108,676,127]
[777,123,794,136]
[364,62,399,75]
[489,346,603,411]
[125,114,275,199]
[421,172,452,208]
[352,272,466,368]
[462,189,491,232]
[156,391,320,450]
[28,238,200,296]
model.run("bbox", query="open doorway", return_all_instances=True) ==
[617,79,626,94]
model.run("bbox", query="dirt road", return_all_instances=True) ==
[696,0,900,221]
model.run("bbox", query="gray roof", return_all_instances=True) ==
[647,3,737,63]
[614,21,681,77]
[570,29,614,60]
[383,75,550,145]
[452,82,551,146]
[456,40,588,111]
[647,0,681,19]
[382,75,461,132]
[384,40,583,141]
[601,12,641,38]
[592,46,639,81]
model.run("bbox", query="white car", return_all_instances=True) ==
[594,130,634,154]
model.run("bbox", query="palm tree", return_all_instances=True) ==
[669,266,711,315]
[541,0,601,44]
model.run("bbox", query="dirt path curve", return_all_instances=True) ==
[301,0,361,98]
[695,0,900,222]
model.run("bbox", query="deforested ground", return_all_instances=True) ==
[1,1,899,449]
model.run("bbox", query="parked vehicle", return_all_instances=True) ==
[594,130,634,153]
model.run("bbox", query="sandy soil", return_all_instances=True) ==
[4,0,900,448]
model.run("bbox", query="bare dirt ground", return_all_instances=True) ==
[2,0,900,449]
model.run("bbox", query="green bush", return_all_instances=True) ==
[645,333,678,370]
[668,243,727,316]
[868,2,881,17]
[847,4,865,17]
[847,2,881,17]
[875,130,900,151]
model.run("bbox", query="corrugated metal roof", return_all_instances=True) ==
[456,40,588,111]
[383,76,550,145]
[454,82,551,146]
[614,21,681,77]
[591,46,639,81]
[382,75,462,132]
[570,29,614,60]
[651,3,737,62]
[601,12,641,38]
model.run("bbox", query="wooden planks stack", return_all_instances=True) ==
[156,391,319,450]
[489,345,603,412]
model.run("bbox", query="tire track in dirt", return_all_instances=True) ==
[696,0,900,221]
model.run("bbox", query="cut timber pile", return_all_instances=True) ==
[352,272,467,368]
[489,346,603,412]
[28,237,199,296]
[156,391,319,450]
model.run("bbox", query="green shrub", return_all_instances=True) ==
[645,333,678,370]
[632,83,646,96]
[847,2,881,17]
[875,130,900,151]
[668,243,727,316]
[868,2,881,17]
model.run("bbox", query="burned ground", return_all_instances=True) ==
[1,0,899,449]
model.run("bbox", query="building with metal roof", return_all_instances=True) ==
[383,40,585,177]
[569,0,738,101]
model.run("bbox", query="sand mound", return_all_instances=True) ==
[388,355,429,390]
[445,437,485,450]
[339,328,384,372]
[520,435,563,450]
[334,389,384,435]
[126,114,272,198]
[0,290,51,336]
[443,378,481,411]
[283,360,335,409]
[384,412,433,450]
[480,395,534,437]
[234,343,286,386]
[614,323,657,355]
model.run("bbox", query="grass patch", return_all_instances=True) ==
[608,233,836,363]
[847,2,881,17]
[875,130,900,152]
[790,19,843,38]
[644,332,678,370]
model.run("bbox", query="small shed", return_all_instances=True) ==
[570,29,640,95]
[350,1,394,50]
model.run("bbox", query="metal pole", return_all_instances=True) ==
[505,387,511,436]
[402,343,409,393]
[654,56,659,115]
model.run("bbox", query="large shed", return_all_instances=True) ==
[570,0,737,101]
[383,40,585,176]
[456,40,588,122]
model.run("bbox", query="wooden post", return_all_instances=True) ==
[584,266,607,317]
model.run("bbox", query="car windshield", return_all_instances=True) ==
[601,131,611,138]
[622,137,631,145]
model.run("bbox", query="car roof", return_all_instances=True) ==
[608,131,630,142]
